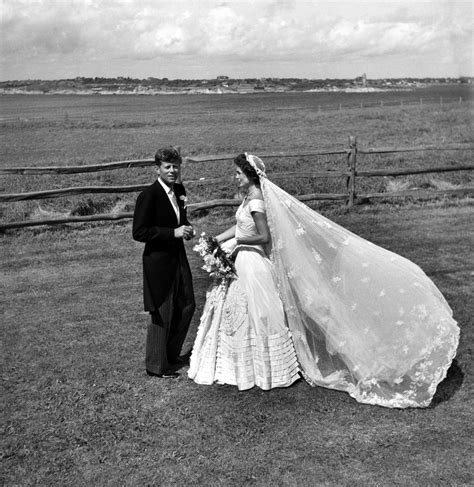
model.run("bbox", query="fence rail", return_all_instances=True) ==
[0,150,349,175]
[2,188,472,230]
[0,159,155,176]
[2,164,473,203]
[1,144,472,176]
[1,139,473,230]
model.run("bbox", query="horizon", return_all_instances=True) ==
[1,0,472,81]
[2,75,472,84]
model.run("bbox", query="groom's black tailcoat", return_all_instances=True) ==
[132,180,195,373]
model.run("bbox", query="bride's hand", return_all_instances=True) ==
[220,237,237,254]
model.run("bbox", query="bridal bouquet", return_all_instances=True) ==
[193,233,236,282]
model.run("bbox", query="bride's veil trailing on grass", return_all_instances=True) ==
[248,155,459,408]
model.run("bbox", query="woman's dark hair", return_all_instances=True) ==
[234,153,260,185]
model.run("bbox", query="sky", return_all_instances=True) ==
[1,0,472,81]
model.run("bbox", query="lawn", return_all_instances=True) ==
[2,199,473,485]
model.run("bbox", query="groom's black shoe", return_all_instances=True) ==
[146,370,180,379]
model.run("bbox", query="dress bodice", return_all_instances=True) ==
[235,198,266,254]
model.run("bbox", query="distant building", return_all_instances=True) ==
[217,75,229,80]
[354,73,368,86]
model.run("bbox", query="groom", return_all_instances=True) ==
[132,146,195,378]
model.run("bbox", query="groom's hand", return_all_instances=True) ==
[175,225,194,239]
[183,226,196,240]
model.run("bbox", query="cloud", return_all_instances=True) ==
[317,19,440,59]
[0,0,472,78]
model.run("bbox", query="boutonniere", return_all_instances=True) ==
[179,195,189,208]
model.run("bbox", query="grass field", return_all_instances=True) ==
[2,199,473,485]
[1,87,474,485]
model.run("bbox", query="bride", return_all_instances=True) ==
[188,153,460,408]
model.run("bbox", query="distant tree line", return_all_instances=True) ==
[1,76,471,91]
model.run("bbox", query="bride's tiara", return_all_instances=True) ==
[244,153,266,178]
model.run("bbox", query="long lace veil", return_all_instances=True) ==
[248,155,459,407]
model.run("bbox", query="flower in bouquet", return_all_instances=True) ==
[193,232,236,282]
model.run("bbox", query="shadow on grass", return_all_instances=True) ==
[430,359,464,407]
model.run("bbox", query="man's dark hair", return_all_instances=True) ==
[155,146,182,165]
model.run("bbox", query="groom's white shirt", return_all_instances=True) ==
[157,176,180,224]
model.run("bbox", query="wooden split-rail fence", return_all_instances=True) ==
[1,137,473,230]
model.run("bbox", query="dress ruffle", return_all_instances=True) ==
[215,330,299,390]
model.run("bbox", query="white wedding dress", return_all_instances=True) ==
[189,170,460,407]
[188,198,300,390]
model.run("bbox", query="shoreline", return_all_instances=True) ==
[0,86,416,96]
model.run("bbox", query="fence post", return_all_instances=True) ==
[347,135,357,207]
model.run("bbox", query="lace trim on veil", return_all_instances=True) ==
[250,165,460,408]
